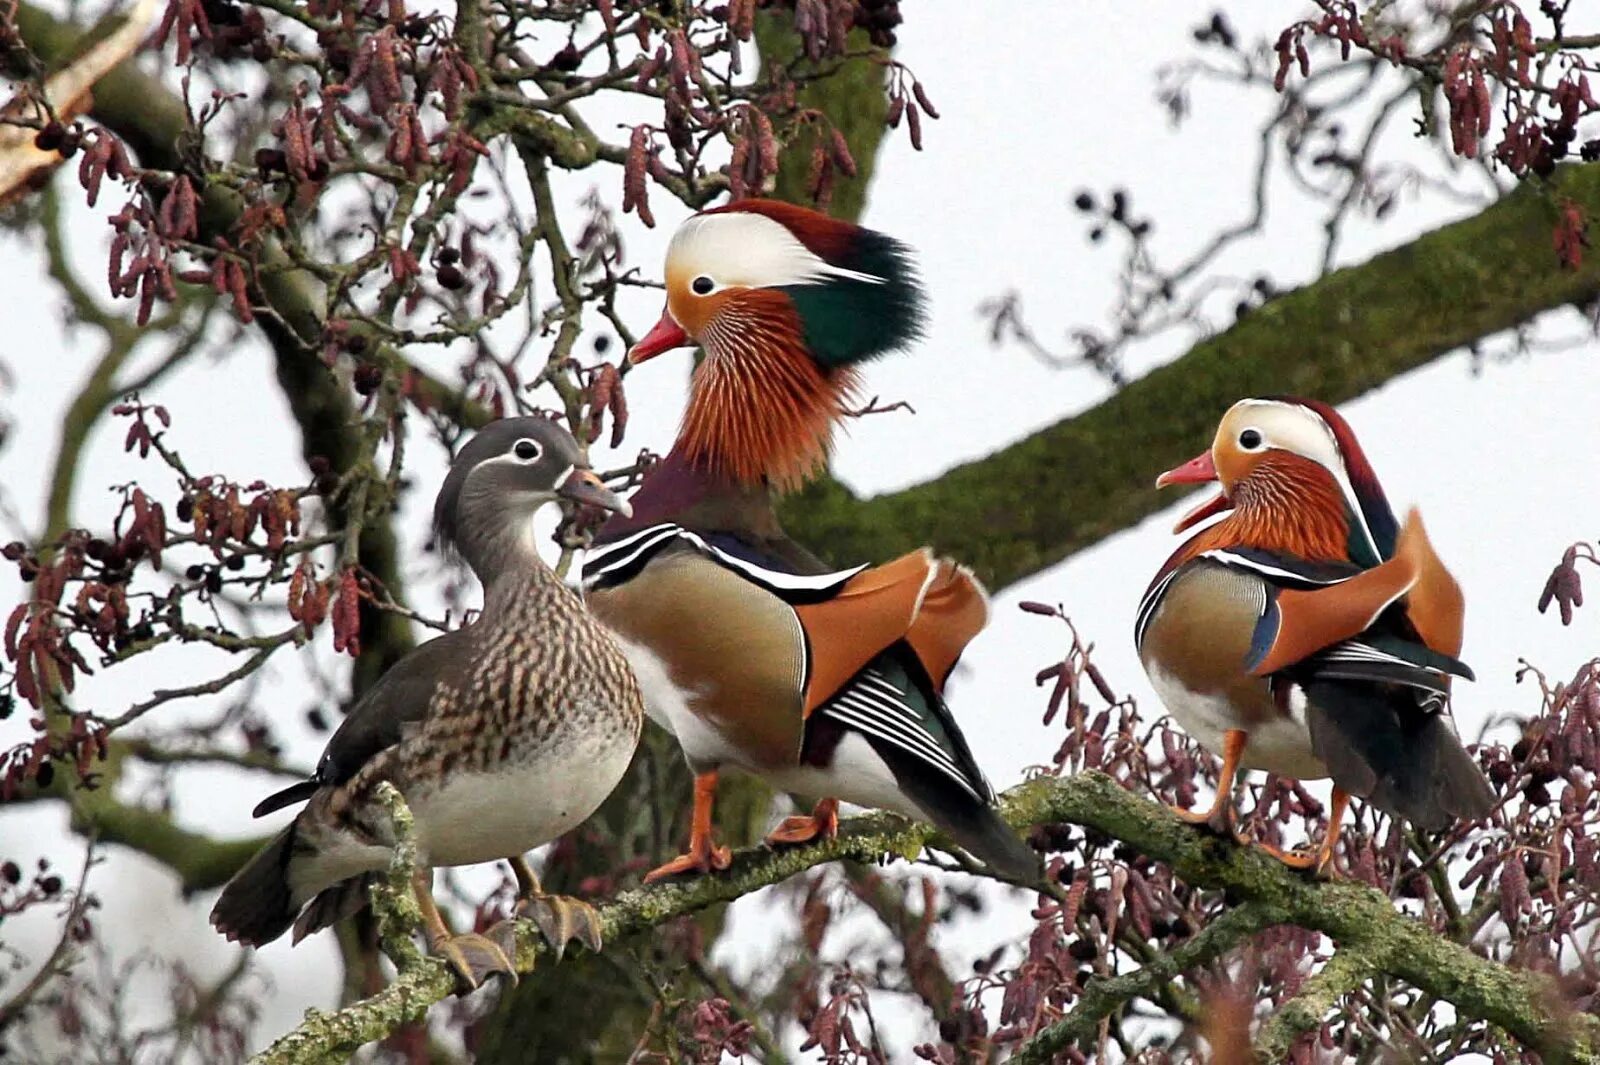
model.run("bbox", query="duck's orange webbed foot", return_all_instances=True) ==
[764,797,840,847]
[644,835,733,883]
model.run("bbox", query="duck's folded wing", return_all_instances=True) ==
[252,630,468,817]
[794,549,987,714]
[817,650,992,803]
[1302,634,1473,695]
[1210,512,1445,678]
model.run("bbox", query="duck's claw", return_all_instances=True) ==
[1168,800,1235,837]
[433,930,518,992]
[1250,838,1337,878]
[516,893,605,958]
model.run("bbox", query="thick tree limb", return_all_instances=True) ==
[251,773,1600,1064]
[780,166,1600,590]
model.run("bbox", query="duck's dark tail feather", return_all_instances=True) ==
[931,796,1041,882]
[292,875,375,944]
[1306,682,1494,830]
[875,740,1040,881]
[209,825,301,947]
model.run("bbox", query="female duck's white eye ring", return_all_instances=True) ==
[690,275,715,296]
[1237,428,1264,451]
[513,438,541,462]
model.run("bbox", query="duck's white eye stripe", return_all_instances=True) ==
[670,212,883,289]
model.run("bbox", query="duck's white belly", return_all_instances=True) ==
[1147,663,1327,780]
[411,729,635,867]
[759,731,924,822]
[613,635,925,822]
[611,634,751,768]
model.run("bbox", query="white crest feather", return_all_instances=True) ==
[668,211,883,289]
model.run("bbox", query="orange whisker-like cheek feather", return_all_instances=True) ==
[678,294,854,491]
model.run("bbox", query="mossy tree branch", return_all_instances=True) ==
[251,772,1600,1064]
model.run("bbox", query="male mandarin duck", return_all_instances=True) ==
[1136,397,1493,871]
[582,200,1037,883]
[211,418,644,988]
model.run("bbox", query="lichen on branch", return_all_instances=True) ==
[250,772,1599,1064]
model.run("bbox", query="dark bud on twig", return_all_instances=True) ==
[436,263,466,290]
[353,363,384,395]
[548,42,580,71]
[255,147,287,177]
[34,122,66,151]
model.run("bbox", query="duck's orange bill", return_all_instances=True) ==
[1156,450,1218,487]
[628,308,690,364]
[1158,450,1231,533]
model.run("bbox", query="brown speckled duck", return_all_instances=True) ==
[211,418,644,988]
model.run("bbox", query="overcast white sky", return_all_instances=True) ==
[2,1,1598,1058]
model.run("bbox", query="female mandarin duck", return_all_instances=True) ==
[212,419,643,988]
[1137,397,1493,871]
[582,200,1037,883]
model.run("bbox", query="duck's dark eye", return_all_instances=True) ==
[513,439,541,462]
[691,275,714,295]
[1238,429,1263,450]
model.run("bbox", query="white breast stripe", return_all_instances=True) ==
[588,523,678,559]
[583,522,866,595]
[583,526,682,587]
[1135,569,1181,651]
[673,527,867,592]
[1199,549,1354,586]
